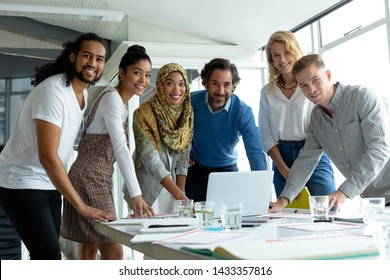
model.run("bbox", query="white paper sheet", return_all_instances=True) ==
[278,222,363,232]
[155,228,251,245]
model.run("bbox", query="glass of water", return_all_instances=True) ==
[360,197,385,224]
[194,201,215,227]
[309,195,330,222]
[220,202,243,230]
[360,198,387,248]
[369,207,390,248]
[176,199,194,218]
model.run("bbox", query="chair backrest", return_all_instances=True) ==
[285,186,311,210]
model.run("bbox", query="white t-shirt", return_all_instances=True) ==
[87,87,141,198]
[0,73,87,190]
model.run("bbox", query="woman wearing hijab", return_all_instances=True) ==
[124,63,193,213]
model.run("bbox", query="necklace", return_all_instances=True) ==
[278,75,298,90]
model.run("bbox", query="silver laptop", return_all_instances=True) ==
[206,170,274,218]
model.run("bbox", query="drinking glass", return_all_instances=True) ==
[220,202,243,230]
[194,201,215,227]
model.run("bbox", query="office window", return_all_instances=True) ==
[322,24,390,100]
[11,78,32,92]
[0,79,5,92]
[254,0,390,190]
[0,78,32,145]
[234,69,263,172]
[8,79,31,138]
[295,25,314,54]
[320,0,385,45]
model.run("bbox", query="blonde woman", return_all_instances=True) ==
[259,31,335,199]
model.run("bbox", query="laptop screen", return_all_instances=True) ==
[206,170,274,218]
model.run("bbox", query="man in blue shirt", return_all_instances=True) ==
[185,58,267,202]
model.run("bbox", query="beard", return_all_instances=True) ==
[74,65,102,86]
[209,93,229,109]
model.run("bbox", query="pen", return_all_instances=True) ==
[242,223,261,227]
[148,224,189,228]
[313,219,333,223]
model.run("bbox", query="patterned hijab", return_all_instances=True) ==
[150,63,193,155]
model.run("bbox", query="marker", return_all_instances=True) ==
[242,223,261,227]
[313,219,333,223]
[148,224,189,228]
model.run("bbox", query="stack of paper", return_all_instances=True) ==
[181,234,379,260]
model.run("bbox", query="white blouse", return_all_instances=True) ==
[258,84,315,154]
[87,87,141,198]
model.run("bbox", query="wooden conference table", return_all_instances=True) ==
[93,212,390,260]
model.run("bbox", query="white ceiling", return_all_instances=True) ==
[0,0,347,51]
[115,0,344,51]
[0,0,350,79]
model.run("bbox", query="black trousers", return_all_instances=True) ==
[0,195,21,260]
[185,162,238,202]
[0,187,62,260]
